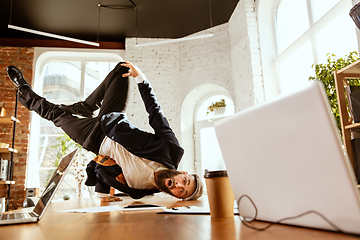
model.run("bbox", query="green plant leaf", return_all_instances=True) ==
[309,51,360,137]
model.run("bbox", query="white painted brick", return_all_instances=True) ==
[123,0,264,170]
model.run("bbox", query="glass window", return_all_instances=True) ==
[276,0,310,53]
[29,53,122,201]
[199,126,226,171]
[272,0,357,94]
[312,0,341,22]
[314,11,358,63]
[195,94,235,179]
[84,61,117,97]
[42,61,81,100]
[277,41,314,93]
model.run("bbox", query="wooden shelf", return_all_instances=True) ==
[0,117,12,124]
[0,116,20,124]
[345,122,360,130]
[337,59,360,75]
[334,65,360,168]
[0,148,9,153]
[0,148,17,153]
[335,60,360,183]
[0,181,15,185]
[1,94,19,212]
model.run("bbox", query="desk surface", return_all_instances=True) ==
[1,194,359,240]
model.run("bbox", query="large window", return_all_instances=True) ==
[194,94,235,180]
[258,0,358,97]
[27,50,122,201]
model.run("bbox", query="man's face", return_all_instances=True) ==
[154,169,196,199]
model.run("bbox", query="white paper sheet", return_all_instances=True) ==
[57,206,122,213]
[57,205,165,213]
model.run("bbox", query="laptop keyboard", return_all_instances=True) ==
[0,211,37,220]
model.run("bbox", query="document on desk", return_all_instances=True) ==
[57,206,123,213]
[57,205,165,213]
[158,206,239,215]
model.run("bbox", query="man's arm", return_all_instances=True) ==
[137,80,175,138]
[121,62,177,139]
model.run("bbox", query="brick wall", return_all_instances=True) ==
[0,47,34,210]
[229,0,264,111]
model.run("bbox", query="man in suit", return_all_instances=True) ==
[6,61,203,200]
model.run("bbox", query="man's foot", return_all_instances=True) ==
[6,65,31,89]
[59,101,94,118]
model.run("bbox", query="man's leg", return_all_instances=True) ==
[96,63,130,116]
[18,85,104,153]
[62,62,130,116]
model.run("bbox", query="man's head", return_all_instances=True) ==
[154,169,203,200]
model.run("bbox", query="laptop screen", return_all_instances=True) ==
[33,149,78,218]
[214,81,360,234]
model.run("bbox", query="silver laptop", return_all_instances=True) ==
[0,149,78,225]
[214,81,360,235]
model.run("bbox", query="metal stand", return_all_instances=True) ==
[5,90,19,211]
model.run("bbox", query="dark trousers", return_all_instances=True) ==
[19,62,130,154]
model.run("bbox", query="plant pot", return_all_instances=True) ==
[214,107,226,115]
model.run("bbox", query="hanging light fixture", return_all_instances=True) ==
[7,0,99,47]
[135,33,214,47]
[7,24,100,47]
[96,2,137,43]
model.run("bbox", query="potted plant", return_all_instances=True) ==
[50,134,95,198]
[309,51,360,136]
[207,99,226,115]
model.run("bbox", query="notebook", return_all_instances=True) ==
[214,81,360,235]
[0,149,78,225]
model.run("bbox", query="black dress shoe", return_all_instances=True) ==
[6,65,31,89]
[60,101,94,118]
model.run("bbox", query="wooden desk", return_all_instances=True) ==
[1,194,359,240]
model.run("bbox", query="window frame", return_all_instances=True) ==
[258,0,357,99]
[26,48,124,189]
[193,92,235,178]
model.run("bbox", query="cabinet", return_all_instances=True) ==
[334,59,360,189]
[0,91,19,211]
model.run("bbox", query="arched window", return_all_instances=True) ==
[27,50,123,200]
[258,0,358,98]
[194,94,235,178]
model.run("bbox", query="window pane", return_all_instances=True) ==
[85,61,117,97]
[277,41,315,93]
[199,127,226,174]
[42,61,81,100]
[312,0,341,22]
[276,0,309,53]
[40,118,64,135]
[196,95,235,121]
[29,54,122,200]
[314,9,358,63]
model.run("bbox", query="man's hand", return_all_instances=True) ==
[100,195,123,202]
[121,61,140,78]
